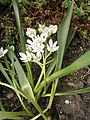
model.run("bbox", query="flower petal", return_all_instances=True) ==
[49,39,53,46]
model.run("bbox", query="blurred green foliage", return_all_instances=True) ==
[62,0,90,20]
[81,30,90,40]
[0,0,28,5]
[0,0,10,4]
[34,0,49,7]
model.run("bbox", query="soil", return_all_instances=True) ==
[0,0,90,120]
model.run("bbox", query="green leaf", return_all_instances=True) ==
[65,27,76,52]
[0,63,13,85]
[12,0,26,53]
[0,111,32,119]
[0,97,5,112]
[49,2,74,108]
[36,50,90,92]
[12,0,34,89]
[8,51,47,120]
[43,87,90,97]
[55,87,90,96]
[56,2,74,70]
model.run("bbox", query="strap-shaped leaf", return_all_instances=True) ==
[8,51,47,120]
[36,50,90,92]
[12,0,26,53]
[44,87,90,97]
[65,27,76,52]
[56,2,74,70]
[49,2,74,108]
[12,0,34,89]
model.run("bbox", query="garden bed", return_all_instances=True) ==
[0,0,90,120]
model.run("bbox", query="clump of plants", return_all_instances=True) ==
[0,0,90,119]
[62,0,90,20]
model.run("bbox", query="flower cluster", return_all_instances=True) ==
[19,24,59,63]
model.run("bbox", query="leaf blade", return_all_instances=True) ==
[37,50,90,92]
[12,0,26,52]
[56,2,74,70]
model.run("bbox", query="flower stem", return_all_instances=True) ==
[34,69,44,92]
[43,55,46,93]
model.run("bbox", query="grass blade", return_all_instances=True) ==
[43,87,90,97]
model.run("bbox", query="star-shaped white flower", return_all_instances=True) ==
[47,39,59,52]
[26,28,36,38]
[49,25,58,34]
[42,25,58,36]
[0,47,8,58]
[19,51,32,62]
[42,27,50,36]
[27,38,45,58]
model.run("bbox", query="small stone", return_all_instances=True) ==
[65,100,70,104]
[60,111,62,114]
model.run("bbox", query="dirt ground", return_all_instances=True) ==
[0,0,90,120]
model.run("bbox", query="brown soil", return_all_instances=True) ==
[0,0,90,120]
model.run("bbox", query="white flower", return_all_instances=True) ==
[27,38,45,56]
[19,51,32,62]
[49,25,58,34]
[32,41,44,57]
[26,28,36,38]
[47,39,59,52]
[42,25,58,36]
[0,47,8,58]
[42,27,50,36]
